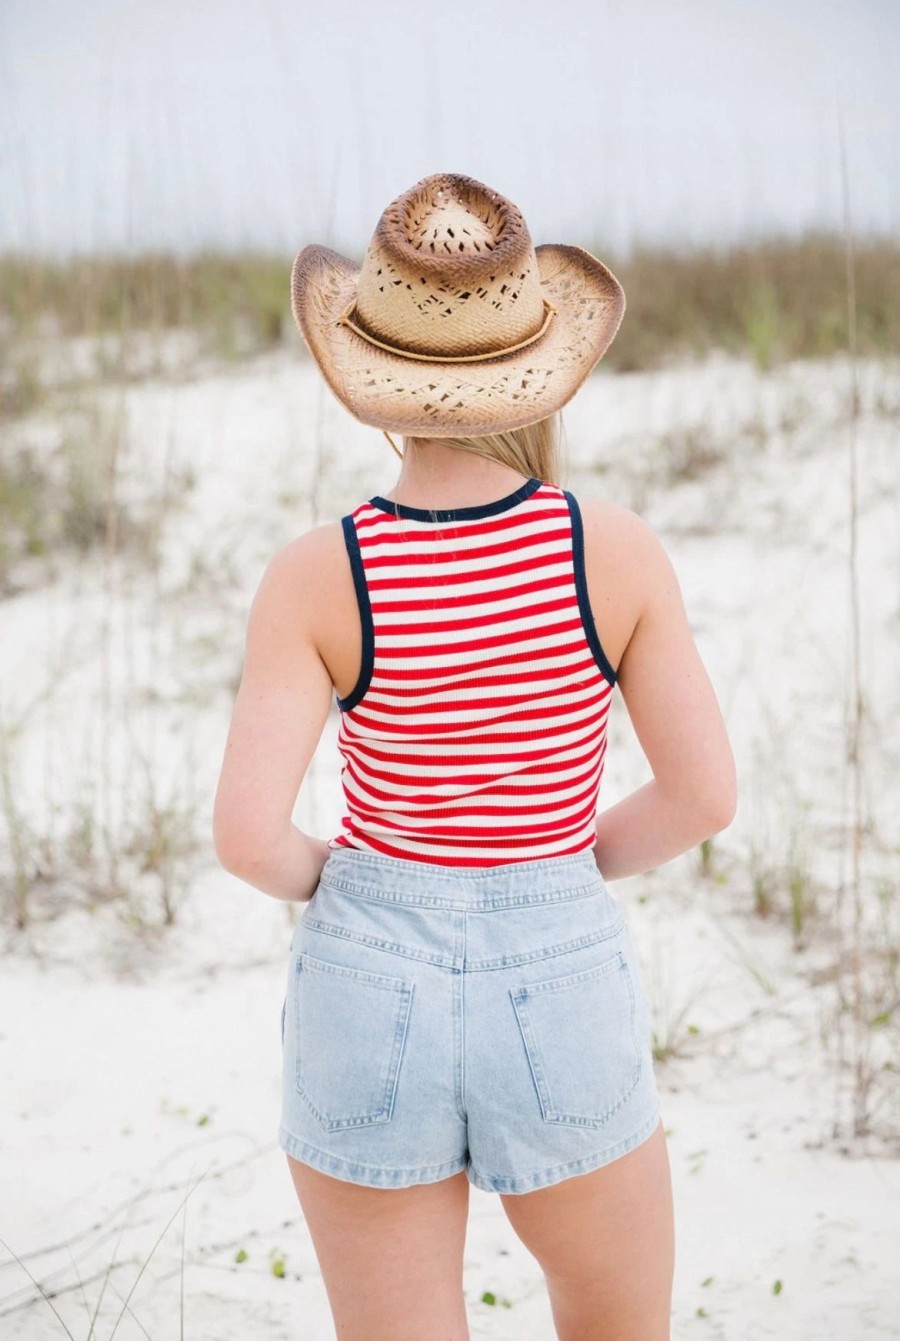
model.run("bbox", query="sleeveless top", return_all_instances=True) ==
[326,477,618,868]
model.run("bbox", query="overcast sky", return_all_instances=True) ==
[1,0,898,260]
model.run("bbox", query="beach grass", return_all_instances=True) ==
[2,234,898,394]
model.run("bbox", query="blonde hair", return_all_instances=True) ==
[400,413,565,487]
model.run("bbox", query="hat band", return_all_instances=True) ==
[337,298,557,363]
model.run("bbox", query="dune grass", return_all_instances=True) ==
[1,234,897,401]
[601,232,900,371]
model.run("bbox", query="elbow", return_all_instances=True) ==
[215,847,243,879]
[680,753,737,839]
[700,769,738,836]
[213,807,284,880]
[213,829,244,877]
[703,794,737,837]
[212,811,255,877]
[215,837,268,883]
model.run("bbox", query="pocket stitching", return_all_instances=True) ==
[296,950,412,993]
[511,951,643,1130]
[293,953,414,1131]
[315,876,607,906]
[513,948,626,997]
[301,913,625,971]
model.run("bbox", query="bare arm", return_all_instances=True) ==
[592,512,737,880]
[212,532,334,901]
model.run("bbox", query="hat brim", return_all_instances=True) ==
[290,243,625,437]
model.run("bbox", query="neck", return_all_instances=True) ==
[381,438,530,508]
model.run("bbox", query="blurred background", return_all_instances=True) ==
[3,0,900,252]
[1,3,899,1339]
[2,0,899,380]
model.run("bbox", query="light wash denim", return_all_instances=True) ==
[278,847,662,1194]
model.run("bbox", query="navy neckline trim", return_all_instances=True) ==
[367,476,543,522]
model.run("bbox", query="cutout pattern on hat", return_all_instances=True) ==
[291,173,626,437]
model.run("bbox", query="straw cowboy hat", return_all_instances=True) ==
[290,172,626,438]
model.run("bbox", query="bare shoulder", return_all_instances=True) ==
[251,521,347,623]
[578,496,666,557]
[269,520,346,572]
[577,496,672,613]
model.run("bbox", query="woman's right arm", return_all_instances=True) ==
[592,511,737,881]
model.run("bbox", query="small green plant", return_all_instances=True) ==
[0,406,164,592]
[480,1290,513,1308]
[687,1148,709,1175]
[651,985,708,1062]
[58,416,115,552]
[786,856,816,947]
[124,791,202,927]
[0,451,50,593]
[748,838,779,919]
[752,867,776,917]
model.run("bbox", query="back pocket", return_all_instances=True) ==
[510,949,642,1129]
[293,952,414,1132]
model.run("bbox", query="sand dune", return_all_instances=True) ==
[2,345,898,1338]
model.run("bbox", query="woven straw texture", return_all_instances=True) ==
[291,173,626,436]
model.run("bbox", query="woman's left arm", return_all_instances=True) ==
[212,533,335,902]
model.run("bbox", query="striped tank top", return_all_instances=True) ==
[327,476,617,868]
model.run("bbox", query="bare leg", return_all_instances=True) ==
[286,1157,471,1340]
[499,1120,674,1340]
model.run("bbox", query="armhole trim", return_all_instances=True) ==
[336,514,374,712]
[562,490,618,689]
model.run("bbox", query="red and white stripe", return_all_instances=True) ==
[328,482,614,867]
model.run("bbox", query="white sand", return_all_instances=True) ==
[1,346,898,1338]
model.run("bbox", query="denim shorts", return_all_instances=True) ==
[278,847,662,1195]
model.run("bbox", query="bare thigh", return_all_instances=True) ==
[286,1156,471,1341]
[500,1120,674,1341]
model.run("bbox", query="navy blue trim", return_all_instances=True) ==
[367,476,543,522]
[562,490,618,688]
[336,514,374,713]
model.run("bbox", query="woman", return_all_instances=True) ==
[213,173,737,1341]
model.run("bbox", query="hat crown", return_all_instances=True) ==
[354,173,546,358]
[405,197,497,253]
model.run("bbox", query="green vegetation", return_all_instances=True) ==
[598,233,900,371]
[0,250,288,367]
[0,402,169,595]
[1,233,897,384]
